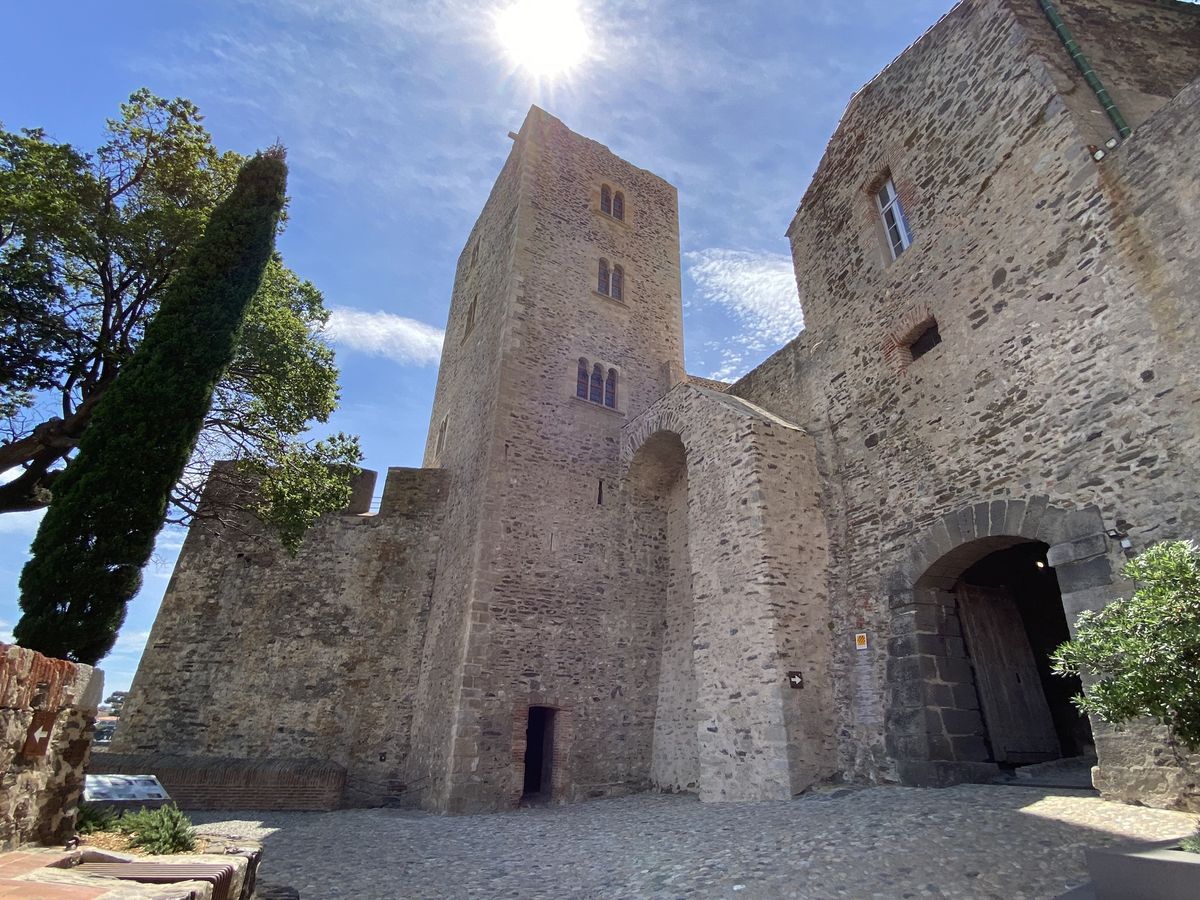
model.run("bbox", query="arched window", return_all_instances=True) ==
[610,265,624,302]
[576,358,589,399]
[590,363,603,404]
[600,184,612,216]
[612,191,624,221]
[598,258,610,295]
[604,368,617,408]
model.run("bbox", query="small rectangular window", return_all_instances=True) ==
[876,178,912,260]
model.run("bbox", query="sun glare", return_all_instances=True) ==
[495,0,589,80]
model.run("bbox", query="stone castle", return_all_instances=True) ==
[108,0,1200,814]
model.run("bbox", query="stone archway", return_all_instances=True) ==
[622,383,838,801]
[884,497,1113,786]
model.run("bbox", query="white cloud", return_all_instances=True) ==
[687,247,803,341]
[107,628,152,661]
[325,307,445,365]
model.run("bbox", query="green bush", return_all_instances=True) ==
[115,804,196,854]
[1052,540,1200,749]
[1180,829,1200,854]
[75,802,117,835]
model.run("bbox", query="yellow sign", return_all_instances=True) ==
[855,632,869,650]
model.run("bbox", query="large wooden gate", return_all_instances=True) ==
[957,584,1061,764]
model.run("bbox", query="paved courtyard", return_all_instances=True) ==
[190,784,1197,899]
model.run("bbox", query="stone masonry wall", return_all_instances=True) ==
[114,466,445,807]
[623,385,838,801]
[434,108,687,811]
[406,133,526,810]
[733,0,1200,808]
[1,644,102,849]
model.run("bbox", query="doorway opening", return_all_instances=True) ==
[522,706,556,801]
[956,542,1094,773]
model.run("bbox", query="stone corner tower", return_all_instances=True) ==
[407,106,686,812]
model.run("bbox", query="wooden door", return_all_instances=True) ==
[957,584,1061,764]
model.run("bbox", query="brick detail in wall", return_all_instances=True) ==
[882,304,936,372]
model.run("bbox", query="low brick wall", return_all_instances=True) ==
[1,643,103,849]
[91,753,346,810]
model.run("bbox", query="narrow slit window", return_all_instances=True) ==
[590,364,603,404]
[435,415,448,456]
[600,184,612,216]
[598,258,610,295]
[463,295,477,339]
[597,479,604,505]
[876,177,912,260]
[612,191,625,221]
[610,265,624,302]
[604,368,617,408]
[577,358,589,399]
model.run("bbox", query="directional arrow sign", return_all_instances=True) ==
[21,710,57,758]
[787,671,804,689]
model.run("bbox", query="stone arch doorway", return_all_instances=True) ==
[885,498,1112,787]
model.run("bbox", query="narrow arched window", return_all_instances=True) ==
[612,191,624,221]
[598,258,610,295]
[600,184,612,216]
[610,264,624,302]
[590,363,603,404]
[577,358,589,399]
[604,368,617,408]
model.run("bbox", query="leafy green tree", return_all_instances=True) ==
[0,89,358,540]
[1053,540,1200,750]
[15,150,293,664]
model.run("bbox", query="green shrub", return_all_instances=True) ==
[116,804,196,854]
[1053,540,1200,749]
[1180,828,1200,855]
[75,802,117,835]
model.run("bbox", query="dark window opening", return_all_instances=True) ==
[576,358,589,399]
[597,479,604,505]
[600,184,612,216]
[598,258,610,295]
[612,191,625,220]
[604,368,617,408]
[610,265,624,302]
[522,706,556,799]
[590,363,603,404]
[908,322,941,361]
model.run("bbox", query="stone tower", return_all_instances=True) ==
[407,107,686,812]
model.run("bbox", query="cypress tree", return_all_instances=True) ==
[14,149,287,664]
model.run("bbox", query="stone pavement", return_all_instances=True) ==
[190,784,1198,899]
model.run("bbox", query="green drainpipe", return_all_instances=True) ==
[1037,0,1132,139]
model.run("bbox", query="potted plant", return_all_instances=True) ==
[1053,540,1200,900]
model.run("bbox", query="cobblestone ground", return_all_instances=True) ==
[190,785,1197,899]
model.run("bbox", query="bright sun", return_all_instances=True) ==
[495,0,589,79]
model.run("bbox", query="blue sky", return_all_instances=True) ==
[1,0,953,693]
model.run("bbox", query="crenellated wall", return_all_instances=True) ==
[113,465,446,806]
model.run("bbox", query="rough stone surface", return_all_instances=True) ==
[0,644,102,850]
[116,0,1200,815]
[187,785,1199,899]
